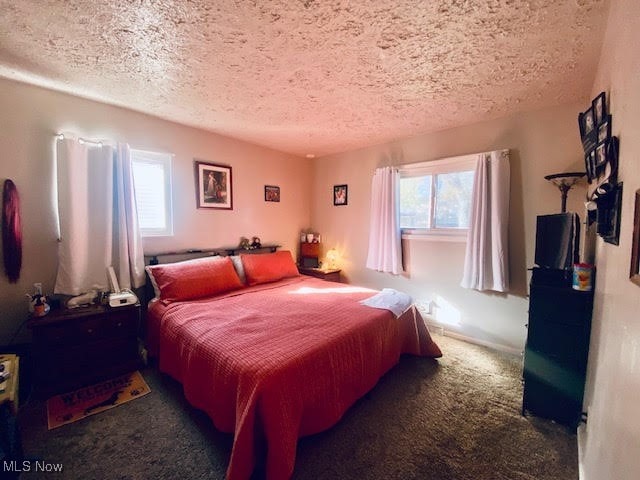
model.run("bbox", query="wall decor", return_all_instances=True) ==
[578,91,622,245]
[593,91,606,125]
[194,160,233,209]
[333,184,348,206]
[264,185,280,202]
[597,115,611,143]
[2,179,22,283]
[630,189,640,286]
[580,91,612,185]
[579,106,597,154]
[598,182,623,245]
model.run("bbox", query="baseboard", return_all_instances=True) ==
[577,422,586,480]
[426,323,523,356]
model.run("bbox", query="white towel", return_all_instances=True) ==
[360,288,413,318]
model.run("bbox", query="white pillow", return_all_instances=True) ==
[230,255,247,285]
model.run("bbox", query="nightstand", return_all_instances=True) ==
[298,267,342,283]
[27,303,141,397]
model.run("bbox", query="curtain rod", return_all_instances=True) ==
[55,133,104,146]
[401,149,509,170]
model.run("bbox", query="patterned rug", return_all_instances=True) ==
[46,371,151,430]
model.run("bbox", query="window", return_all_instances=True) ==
[399,155,476,237]
[131,149,173,237]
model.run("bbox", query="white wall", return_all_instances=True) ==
[580,0,640,478]
[312,103,588,352]
[0,78,312,344]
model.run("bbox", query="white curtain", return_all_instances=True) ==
[461,150,510,292]
[55,138,145,295]
[366,166,402,275]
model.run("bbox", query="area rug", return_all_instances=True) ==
[47,371,151,430]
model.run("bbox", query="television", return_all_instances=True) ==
[535,213,580,270]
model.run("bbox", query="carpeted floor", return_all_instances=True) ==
[19,334,578,479]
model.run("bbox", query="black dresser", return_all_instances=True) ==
[522,267,594,428]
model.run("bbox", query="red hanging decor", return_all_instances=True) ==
[2,179,22,283]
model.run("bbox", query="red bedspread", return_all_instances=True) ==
[148,276,441,479]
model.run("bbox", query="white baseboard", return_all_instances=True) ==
[577,422,586,480]
[426,323,523,356]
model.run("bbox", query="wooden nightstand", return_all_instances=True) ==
[27,303,141,397]
[298,267,342,283]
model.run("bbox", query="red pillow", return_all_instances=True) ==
[241,251,300,286]
[146,256,243,302]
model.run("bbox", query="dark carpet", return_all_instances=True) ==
[19,334,578,479]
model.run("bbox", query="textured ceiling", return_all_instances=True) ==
[0,0,609,157]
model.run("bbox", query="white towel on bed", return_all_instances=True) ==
[360,288,413,318]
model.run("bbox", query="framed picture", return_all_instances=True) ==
[584,150,596,183]
[333,184,348,206]
[582,107,596,135]
[579,108,597,154]
[194,160,233,209]
[595,140,608,167]
[597,115,611,143]
[264,185,280,202]
[599,182,623,246]
[630,189,640,286]
[592,91,606,125]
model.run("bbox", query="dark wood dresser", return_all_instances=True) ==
[522,268,594,428]
[28,303,141,397]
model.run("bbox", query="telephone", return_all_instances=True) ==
[107,266,138,307]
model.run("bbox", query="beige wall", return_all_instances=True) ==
[312,103,588,351]
[0,78,312,343]
[580,0,640,478]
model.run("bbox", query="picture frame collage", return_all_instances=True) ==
[578,91,622,245]
[578,91,617,190]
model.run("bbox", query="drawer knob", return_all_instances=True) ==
[87,328,94,334]
[117,322,123,327]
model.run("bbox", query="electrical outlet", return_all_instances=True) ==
[415,300,433,315]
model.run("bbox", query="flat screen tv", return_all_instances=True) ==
[535,213,580,270]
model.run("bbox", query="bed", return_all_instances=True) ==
[145,251,442,480]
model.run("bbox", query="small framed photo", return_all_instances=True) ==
[595,139,608,167]
[585,151,596,182]
[592,91,606,125]
[195,160,233,209]
[579,108,597,154]
[333,184,348,206]
[597,115,611,143]
[582,106,596,136]
[630,189,640,286]
[264,185,280,202]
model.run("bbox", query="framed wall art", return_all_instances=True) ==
[195,160,233,209]
[264,185,280,202]
[630,189,640,286]
[333,184,348,206]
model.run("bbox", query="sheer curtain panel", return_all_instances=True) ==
[366,166,402,275]
[460,150,510,292]
[54,138,144,295]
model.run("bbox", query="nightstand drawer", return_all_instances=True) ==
[34,314,137,346]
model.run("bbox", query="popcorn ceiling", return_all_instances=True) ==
[0,0,609,156]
